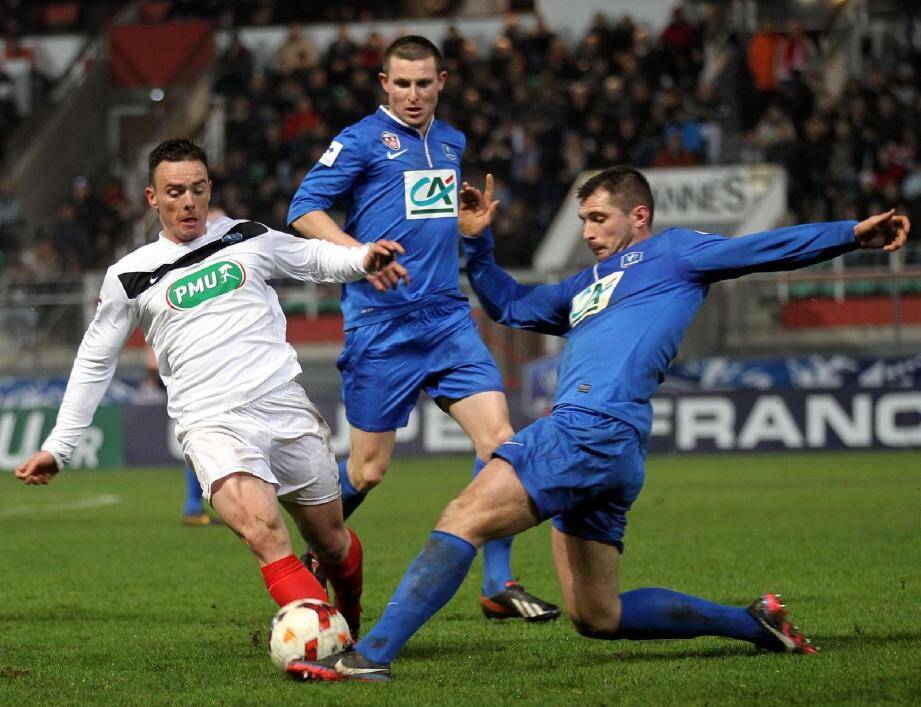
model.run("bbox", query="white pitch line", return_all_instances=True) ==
[0,493,122,518]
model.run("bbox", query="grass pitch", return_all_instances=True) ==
[1,452,919,705]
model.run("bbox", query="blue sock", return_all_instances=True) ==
[616,588,763,642]
[474,457,514,596]
[183,465,203,515]
[338,459,367,519]
[357,531,476,665]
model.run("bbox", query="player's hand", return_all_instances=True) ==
[15,451,60,486]
[854,210,910,252]
[364,239,409,291]
[458,173,500,238]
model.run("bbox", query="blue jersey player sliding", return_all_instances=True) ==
[288,166,909,681]
[288,35,558,623]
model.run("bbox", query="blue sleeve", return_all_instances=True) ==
[463,230,571,336]
[669,221,859,283]
[287,125,366,225]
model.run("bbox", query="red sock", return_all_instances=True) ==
[261,554,328,607]
[318,528,363,634]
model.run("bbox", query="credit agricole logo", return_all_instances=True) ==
[403,169,458,219]
[167,260,246,310]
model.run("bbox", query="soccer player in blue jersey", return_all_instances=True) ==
[287,35,559,622]
[288,167,909,681]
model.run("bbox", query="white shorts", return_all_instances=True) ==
[176,381,339,505]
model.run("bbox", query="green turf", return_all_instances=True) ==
[1,452,920,705]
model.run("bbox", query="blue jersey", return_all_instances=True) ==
[288,107,467,329]
[464,222,858,441]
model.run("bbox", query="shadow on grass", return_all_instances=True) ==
[815,632,921,650]
[402,631,921,666]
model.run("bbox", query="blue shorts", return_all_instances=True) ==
[338,303,505,432]
[492,407,645,551]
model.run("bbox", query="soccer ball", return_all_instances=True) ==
[268,598,353,669]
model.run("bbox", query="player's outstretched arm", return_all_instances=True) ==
[15,451,59,486]
[292,211,408,293]
[364,239,409,289]
[458,173,500,238]
[672,211,910,283]
[854,210,910,251]
[464,247,570,335]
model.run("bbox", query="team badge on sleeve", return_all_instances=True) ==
[318,140,344,167]
[381,132,401,151]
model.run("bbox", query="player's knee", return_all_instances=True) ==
[437,494,490,546]
[237,513,289,560]
[569,611,620,640]
[350,458,389,491]
[310,527,350,564]
[474,424,514,460]
[569,616,617,641]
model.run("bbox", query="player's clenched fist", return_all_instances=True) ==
[15,450,59,485]
[364,239,410,291]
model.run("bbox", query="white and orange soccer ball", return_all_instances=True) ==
[268,598,353,669]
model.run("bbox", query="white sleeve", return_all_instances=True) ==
[42,268,138,468]
[269,228,369,283]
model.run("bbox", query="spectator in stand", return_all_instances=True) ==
[775,20,816,89]
[0,178,21,239]
[659,7,697,87]
[0,68,19,162]
[326,25,357,64]
[214,33,253,96]
[276,26,319,75]
[50,202,92,273]
[442,25,464,61]
[753,103,797,162]
[747,20,780,126]
[688,83,729,163]
[653,130,699,168]
[356,31,386,70]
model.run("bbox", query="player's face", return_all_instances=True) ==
[145,160,211,244]
[578,188,647,261]
[380,56,446,130]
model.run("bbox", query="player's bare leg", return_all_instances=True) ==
[284,498,363,637]
[443,391,513,462]
[551,528,816,652]
[210,473,294,565]
[436,457,542,542]
[299,428,393,593]
[446,392,560,621]
[551,529,622,637]
[210,472,327,606]
[289,457,544,681]
[344,427,396,494]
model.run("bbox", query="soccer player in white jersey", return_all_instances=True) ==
[15,139,406,635]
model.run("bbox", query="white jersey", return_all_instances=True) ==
[42,218,369,468]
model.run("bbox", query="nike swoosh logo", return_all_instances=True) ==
[334,659,386,676]
[386,149,408,160]
[149,276,159,284]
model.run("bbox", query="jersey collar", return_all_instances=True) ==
[157,230,210,249]
[378,105,435,137]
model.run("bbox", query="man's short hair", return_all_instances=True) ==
[577,166,655,227]
[383,35,444,73]
[148,138,208,185]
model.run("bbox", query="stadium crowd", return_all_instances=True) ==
[2,4,919,275]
